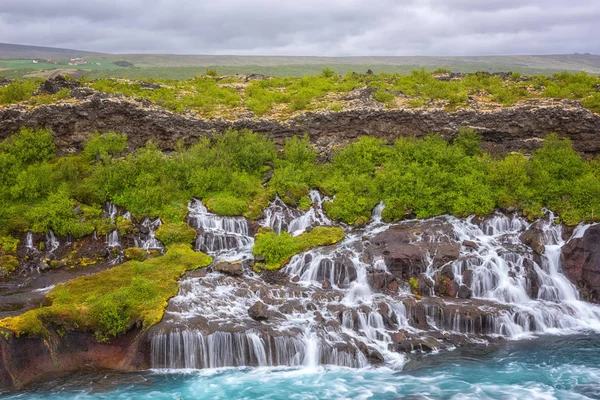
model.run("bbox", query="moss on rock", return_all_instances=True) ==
[155,222,197,248]
[124,247,146,262]
[253,226,344,270]
[0,244,212,341]
[0,255,18,277]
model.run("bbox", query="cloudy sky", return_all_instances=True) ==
[0,0,597,56]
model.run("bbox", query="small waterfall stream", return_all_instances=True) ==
[188,199,253,259]
[151,198,600,371]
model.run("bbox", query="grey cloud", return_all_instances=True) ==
[0,0,597,55]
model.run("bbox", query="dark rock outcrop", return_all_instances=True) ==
[562,225,600,302]
[0,328,147,389]
[1,96,599,157]
[248,300,269,320]
[212,261,243,276]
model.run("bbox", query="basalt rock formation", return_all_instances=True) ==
[562,224,600,302]
[0,91,599,157]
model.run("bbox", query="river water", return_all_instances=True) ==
[5,334,599,399]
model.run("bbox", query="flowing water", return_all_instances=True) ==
[5,334,600,399]
[8,196,600,399]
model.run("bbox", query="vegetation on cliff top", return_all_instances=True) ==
[0,127,599,252]
[253,226,345,270]
[2,70,600,118]
[0,244,212,340]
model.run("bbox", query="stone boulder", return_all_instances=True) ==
[213,261,243,276]
[562,225,600,302]
[519,223,545,255]
[248,301,269,321]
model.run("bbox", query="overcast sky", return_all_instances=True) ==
[0,0,597,56]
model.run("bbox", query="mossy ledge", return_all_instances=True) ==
[253,226,345,270]
[0,244,212,341]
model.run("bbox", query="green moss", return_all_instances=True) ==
[0,255,18,277]
[124,247,147,262]
[0,244,212,340]
[0,236,19,253]
[116,216,133,235]
[155,222,197,248]
[253,226,345,270]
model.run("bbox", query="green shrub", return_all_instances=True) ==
[0,80,37,104]
[83,132,128,162]
[155,222,197,248]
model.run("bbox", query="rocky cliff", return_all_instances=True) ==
[0,91,599,156]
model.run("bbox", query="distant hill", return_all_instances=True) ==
[1,42,599,79]
[0,43,105,59]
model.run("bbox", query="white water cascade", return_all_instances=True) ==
[106,230,121,248]
[25,231,34,250]
[187,199,253,259]
[136,218,164,251]
[261,190,332,236]
[151,201,600,371]
[45,231,59,252]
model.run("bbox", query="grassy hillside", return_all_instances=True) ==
[1,42,599,79]
[0,43,103,59]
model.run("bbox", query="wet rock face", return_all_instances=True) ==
[248,301,269,321]
[1,95,599,156]
[562,225,600,302]
[519,224,546,255]
[367,220,460,282]
[212,261,243,276]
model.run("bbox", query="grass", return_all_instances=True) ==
[0,244,212,340]
[253,226,345,270]
[3,70,600,117]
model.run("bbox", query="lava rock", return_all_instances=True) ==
[213,261,243,276]
[248,301,269,321]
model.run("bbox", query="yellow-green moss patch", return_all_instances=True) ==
[0,255,18,277]
[124,247,147,262]
[0,244,211,341]
[253,226,344,270]
[155,222,197,248]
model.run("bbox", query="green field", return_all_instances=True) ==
[1,51,600,79]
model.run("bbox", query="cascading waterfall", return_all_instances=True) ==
[45,231,59,252]
[106,230,121,248]
[25,231,34,249]
[187,199,253,258]
[151,199,600,371]
[136,217,164,251]
[261,190,332,236]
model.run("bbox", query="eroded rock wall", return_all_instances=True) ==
[0,95,599,156]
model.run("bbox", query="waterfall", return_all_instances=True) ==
[371,201,385,224]
[150,203,600,372]
[45,231,59,252]
[105,201,118,222]
[261,196,302,234]
[260,190,332,236]
[136,218,164,250]
[106,230,121,248]
[187,199,253,258]
[25,231,34,249]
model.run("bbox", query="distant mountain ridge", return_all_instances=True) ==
[0,43,105,59]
